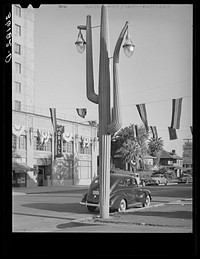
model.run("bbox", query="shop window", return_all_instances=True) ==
[63,141,73,153]
[18,135,26,150]
[34,136,52,151]
[79,143,92,155]
[12,134,17,149]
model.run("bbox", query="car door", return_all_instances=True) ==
[124,178,138,205]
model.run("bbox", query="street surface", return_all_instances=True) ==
[12,184,193,232]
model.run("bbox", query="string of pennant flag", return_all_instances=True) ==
[50,96,192,141]
[135,97,192,140]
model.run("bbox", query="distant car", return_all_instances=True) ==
[151,174,168,185]
[140,177,158,186]
[178,174,193,184]
[80,174,152,212]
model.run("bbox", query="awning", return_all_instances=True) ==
[12,161,34,173]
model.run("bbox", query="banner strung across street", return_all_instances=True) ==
[136,103,149,133]
[150,126,158,139]
[76,108,87,118]
[170,98,183,129]
[49,108,57,133]
[168,127,177,140]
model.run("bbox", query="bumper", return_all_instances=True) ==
[80,201,100,207]
[80,201,111,208]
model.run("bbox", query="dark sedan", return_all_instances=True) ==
[80,174,152,212]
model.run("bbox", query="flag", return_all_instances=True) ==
[131,124,138,139]
[150,126,158,139]
[168,127,177,140]
[49,108,57,133]
[135,125,138,138]
[76,108,87,118]
[190,126,193,135]
[170,98,183,129]
[136,103,149,132]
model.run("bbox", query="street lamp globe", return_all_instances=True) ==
[123,29,135,57]
[75,30,86,54]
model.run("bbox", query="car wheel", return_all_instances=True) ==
[165,181,168,185]
[157,181,160,186]
[142,195,151,207]
[87,206,96,212]
[118,199,127,212]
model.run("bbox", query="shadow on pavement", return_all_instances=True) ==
[22,202,98,215]
[56,222,103,229]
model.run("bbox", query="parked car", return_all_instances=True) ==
[178,174,193,184]
[151,174,168,185]
[80,174,152,212]
[140,177,158,186]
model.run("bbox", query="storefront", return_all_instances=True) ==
[12,110,98,187]
[12,161,34,187]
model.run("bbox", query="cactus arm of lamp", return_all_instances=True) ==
[107,21,129,135]
[85,16,99,104]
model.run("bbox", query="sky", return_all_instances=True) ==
[34,4,193,156]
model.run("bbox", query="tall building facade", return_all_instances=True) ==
[12,5,98,187]
[12,4,35,113]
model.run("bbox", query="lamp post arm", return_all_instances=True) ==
[107,21,129,135]
[86,15,99,104]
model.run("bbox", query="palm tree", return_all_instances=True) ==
[148,137,164,165]
[112,124,149,171]
[117,139,141,171]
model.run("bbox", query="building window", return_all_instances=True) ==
[15,24,21,36]
[14,5,21,17]
[14,43,22,55]
[15,81,21,93]
[63,141,73,154]
[18,135,26,150]
[79,143,92,155]
[14,100,21,111]
[15,62,21,74]
[12,134,17,149]
[34,137,52,151]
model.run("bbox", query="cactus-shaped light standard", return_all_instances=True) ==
[76,5,132,218]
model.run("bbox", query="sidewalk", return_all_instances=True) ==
[81,198,192,232]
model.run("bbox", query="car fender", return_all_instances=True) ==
[141,189,152,200]
[81,192,87,203]
[110,193,127,210]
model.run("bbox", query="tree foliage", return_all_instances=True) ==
[111,124,149,170]
[147,137,164,165]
